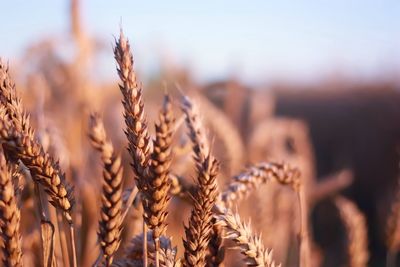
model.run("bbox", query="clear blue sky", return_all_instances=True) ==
[1,0,399,83]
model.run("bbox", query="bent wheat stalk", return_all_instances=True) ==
[0,61,77,267]
[0,114,74,223]
[0,62,74,221]
[335,196,369,267]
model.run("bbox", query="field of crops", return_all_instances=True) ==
[1,1,399,267]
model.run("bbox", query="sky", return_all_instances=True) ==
[1,1,400,84]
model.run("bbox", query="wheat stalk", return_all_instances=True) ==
[0,61,77,267]
[0,60,75,225]
[335,196,369,267]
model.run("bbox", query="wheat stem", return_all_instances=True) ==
[386,250,396,267]
[143,221,148,267]
[121,187,139,223]
[69,224,78,267]
[57,211,71,267]
[297,185,310,267]
[155,238,160,267]
[335,196,369,267]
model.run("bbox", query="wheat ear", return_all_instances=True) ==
[215,208,280,267]
[181,96,219,267]
[335,196,369,267]
[220,162,300,208]
[0,111,74,222]
[0,60,74,222]
[0,147,23,267]
[114,30,152,267]
[112,232,180,267]
[143,95,175,267]
[194,92,244,175]
[89,113,124,266]
[113,30,151,184]
[0,60,30,136]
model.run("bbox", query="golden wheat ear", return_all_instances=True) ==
[0,59,78,267]
[114,29,154,267]
[220,162,300,208]
[0,60,30,136]
[215,207,280,267]
[143,94,175,267]
[0,147,23,267]
[0,61,74,225]
[113,30,152,185]
[180,95,220,267]
[88,113,124,266]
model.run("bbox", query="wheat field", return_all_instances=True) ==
[0,2,400,267]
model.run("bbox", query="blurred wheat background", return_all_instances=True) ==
[0,1,400,267]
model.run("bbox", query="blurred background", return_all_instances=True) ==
[2,1,400,267]
[2,0,400,84]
